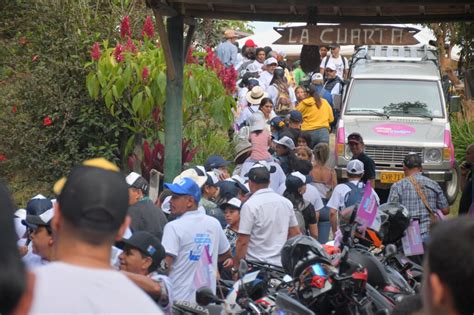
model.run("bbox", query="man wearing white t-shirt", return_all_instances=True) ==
[162,177,231,303]
[29,158,162,314]
[320,44,348,80]
[235,162,301,267]
[327,159,380,234]
[258,57,278,92]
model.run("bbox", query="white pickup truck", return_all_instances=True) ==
[334,45,461,204]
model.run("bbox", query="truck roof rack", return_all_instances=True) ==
[350,45,439,71]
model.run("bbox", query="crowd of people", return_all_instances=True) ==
[0,29,473,315]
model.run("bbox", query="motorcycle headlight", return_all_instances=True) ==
[424,148,442,163]
[344,145,353,160]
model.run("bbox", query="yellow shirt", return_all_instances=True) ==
[296,97,334,131]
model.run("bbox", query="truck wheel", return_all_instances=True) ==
[441,163,460,205]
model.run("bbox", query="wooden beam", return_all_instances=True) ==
[165,0,474,6]
[179,9,474,23]
[184,23,196,62]
[164,15,184,182]
[152,9,176,81]
[146,0,178,16]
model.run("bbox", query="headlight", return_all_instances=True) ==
[424,148,442,163]
[344,145,353,160]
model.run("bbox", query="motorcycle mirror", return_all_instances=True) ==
[385,244,397,258]
[238,260,248,278]
[283,275,293,283]
[196,287,218,306]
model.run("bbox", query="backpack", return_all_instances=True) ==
[293,200,310,234]
[343,182,365,208]
[274,84,292,116]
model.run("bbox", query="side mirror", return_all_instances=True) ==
[196,287,220,306]
[385,244,397,258]
[333,94,342,111]
[449,95,461,113]
[238,260,248,278]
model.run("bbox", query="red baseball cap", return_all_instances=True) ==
[245,39,257,47]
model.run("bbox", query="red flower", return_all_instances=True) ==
[142,16,155,39]
[32,55,40,62]
[124,38,137,53]
[11,105,17,113]
[91,42,101,61]
[0,154,7,161]
[114,43,124,62]
[185,46,199,64]
[120,16,131,39]
[142,66,149,82]
[43,116,52,126]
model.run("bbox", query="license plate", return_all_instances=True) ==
[380,172,404,183]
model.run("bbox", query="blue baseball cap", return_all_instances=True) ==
[204,155,231,171]
[164,177,201,203]
[289,110,303,123]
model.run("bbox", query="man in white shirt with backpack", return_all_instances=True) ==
[327,159,379,234]
[320,44,349,80]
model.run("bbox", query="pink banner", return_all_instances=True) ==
[355,182,378,229]
[193,245,213,289]
[401,221,424,256]
[373,123,415,137]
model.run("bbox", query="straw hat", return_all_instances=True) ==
[224,29,237,39]
[245,86,268,105]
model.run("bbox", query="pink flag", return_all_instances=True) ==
[355,182,378,229]
[193,245,213,289]
[401,220,424,256]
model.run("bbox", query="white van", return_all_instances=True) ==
[334,45,460,203]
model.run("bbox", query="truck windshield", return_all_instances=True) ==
[345,79,444,118]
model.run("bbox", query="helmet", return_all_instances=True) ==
[378,202,411,245]
[297,262,334,303]
[281,235,331,277]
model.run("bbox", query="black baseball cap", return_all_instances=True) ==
[245,161,276,184]
[22,208,54,230]
[205,155,231,171]
[116,231,166,271]
[403,153,422,169]
[125,172,149,194]
[348,132,364,144]
[26,195,52,216]
[289,110,303,123]
[54,158,129,232]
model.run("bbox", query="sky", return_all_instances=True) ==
[250,21,278,34]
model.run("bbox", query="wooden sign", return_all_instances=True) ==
[273,24,420,46]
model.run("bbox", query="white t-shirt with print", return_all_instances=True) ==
[321,55,348,79]
[30,262,162,314]
[239,188,299,266]
[276,182,324,211]
[162,207,230,303]
[326,180,380,211]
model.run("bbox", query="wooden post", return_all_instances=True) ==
[164,15,184,182]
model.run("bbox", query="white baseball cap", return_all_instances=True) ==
[264,57,278,66]
[346,159,364,175]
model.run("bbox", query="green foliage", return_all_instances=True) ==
[86,21,235,156]
[193,19,254,49]
[0,1,148,186]
[184,120,233,166]
[451,117,474,162]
